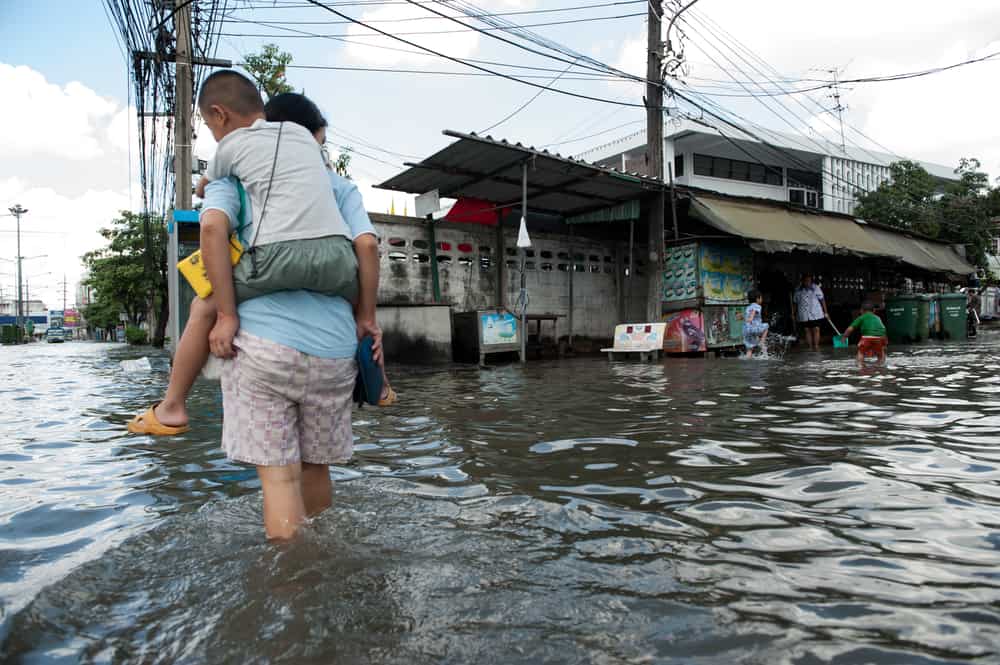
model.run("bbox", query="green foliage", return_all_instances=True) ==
[125,325,148,346]
[854,158,1000,269]
[82,211,167,339]
[244,44,354,178]
[334,148,352,179]
[243,44,294,99]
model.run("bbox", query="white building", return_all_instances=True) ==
[577,119,957,216]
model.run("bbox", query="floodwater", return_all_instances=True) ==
[2,337,999,664]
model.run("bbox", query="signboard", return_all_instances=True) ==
[699,244,753,305]
[415,189,441,218]
[704,305,744,348]
[663,243,698,302]
[662,309,706,353]
[63,308,79,328]
[480,311,519,347]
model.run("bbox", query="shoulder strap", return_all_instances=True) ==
[246,122,283,278]
[234,180,250,245]
[247,122,283,252]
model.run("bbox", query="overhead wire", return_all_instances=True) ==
[478,58,578,134]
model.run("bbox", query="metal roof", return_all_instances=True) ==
[377,130,665,217]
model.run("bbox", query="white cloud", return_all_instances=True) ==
[0,63,122,161]
[606,1,1000,178]
[342,0,537,66]
[0,178,132,309]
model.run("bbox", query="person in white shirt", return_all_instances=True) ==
[793,273,828,351]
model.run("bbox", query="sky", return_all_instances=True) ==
[0,0,998,310]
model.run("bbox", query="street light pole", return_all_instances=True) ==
[9,204,28,344]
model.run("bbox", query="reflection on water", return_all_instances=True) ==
[2,338,1000,663]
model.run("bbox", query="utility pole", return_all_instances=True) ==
[827,68,847,154]
[9,204,27,344]
[169,0,194,351]
[61,274,67,312]
[645,0,665,323]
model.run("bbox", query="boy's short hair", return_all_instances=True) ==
[861,301,874,311]
[747,288,760,303]
[198,71,264,116]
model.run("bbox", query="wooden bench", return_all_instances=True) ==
[601,323,666,362]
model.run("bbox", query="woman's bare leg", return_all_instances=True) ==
[258,463,307,541]
[301,462,333,517]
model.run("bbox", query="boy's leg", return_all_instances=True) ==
[154,295,217,427]
[301,462,333,517]
[257,463,307,540]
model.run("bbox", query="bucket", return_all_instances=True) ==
[833,334,850,349]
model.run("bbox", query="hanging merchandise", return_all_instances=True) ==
[517,216,532,248]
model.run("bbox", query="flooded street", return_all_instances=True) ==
[2,338,999,664]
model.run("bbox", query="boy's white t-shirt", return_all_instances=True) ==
[206,119,351,244]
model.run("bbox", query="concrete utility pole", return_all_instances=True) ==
[168,0,194,351]
[9,204,27,344]
[645,0,665,322]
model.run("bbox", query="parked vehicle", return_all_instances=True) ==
[45,327,67,343]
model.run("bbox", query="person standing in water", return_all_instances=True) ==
[794,274,828,351]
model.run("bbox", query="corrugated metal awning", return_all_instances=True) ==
[378,131,664,216]
[565,200,641,225]
[689,193,974,276]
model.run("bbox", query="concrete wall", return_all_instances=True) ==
[379,304,453,364]
[372,214,650,342]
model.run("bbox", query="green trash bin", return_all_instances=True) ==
[886,295,920,343]
[938,293,968,340]
[915,295,931,342]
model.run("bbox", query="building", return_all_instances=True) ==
[577,119,957,217]
[76,272,93,309]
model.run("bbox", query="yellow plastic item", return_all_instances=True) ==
[177,234,244,299]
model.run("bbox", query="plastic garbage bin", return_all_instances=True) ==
[938,293,968,340]
[915,295,931,342]
[886,295,920,344]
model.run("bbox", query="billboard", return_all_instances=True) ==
[63,308,80,328]
[699,244,753,305]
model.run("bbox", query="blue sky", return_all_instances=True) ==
[1,0,998,308]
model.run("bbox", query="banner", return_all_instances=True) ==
[662,309,706,353]
[662,243,699,303]
[699,244,753,305]
[63,308,79,328]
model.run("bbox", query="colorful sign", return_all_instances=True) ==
[662,309,706,353]
[63,308,79,328]
[480,311,519,347]
[699,244,753,305]
[610,323,665,351]
[704,305,745,348]
[662,243,699,302]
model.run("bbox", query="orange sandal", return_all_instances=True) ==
[378,386,398,407]
[127,403,190,436]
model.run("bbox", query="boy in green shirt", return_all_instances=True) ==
[843,302,888,365]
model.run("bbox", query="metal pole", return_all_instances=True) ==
[645,0,664,322]
[668,162,680,241]
[520,162,528,365]
[427,213,441,302]
[9,204,27,344]
[496,210,505,309]
[169,0,193,352]
[568,222,574,349]
[628,220,635,319]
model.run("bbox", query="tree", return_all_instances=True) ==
[242,44,353,178]
[243,44,294,99]
[854,160,940,236]
[82,211,169,347]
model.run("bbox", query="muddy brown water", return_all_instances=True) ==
[1,338,999,663]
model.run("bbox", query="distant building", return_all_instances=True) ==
[76,272,93,309]
[577,118,957,216]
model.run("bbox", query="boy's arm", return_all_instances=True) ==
[201,209,239,358]
[354,233,382,363]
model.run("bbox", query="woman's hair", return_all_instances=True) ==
[747,289,760,303]
[263,93,328,134]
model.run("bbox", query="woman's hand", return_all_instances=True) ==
[357,318,383,365]
[210,312,240,358]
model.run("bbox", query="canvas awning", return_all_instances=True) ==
[689,193,974,276]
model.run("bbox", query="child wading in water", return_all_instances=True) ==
[743,289,770,358]
[843,302,888,365]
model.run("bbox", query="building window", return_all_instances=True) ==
[693,153,783,186]
[789,189,805,206]
[673,154,684,178]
